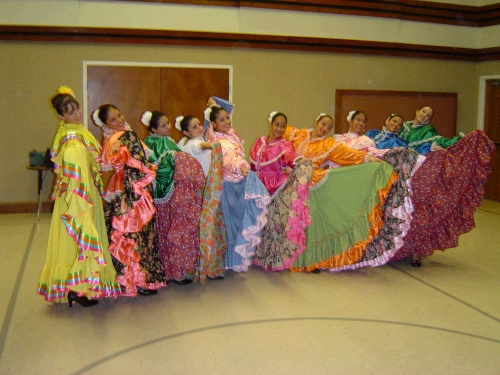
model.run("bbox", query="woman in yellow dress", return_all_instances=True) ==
[37,87,121,307]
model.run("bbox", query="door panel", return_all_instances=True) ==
[160,67,230,141]
[483,80,500,202]
[87,66,161,142]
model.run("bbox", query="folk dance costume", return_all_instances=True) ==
[365,127,410,150]
[207,127,270,272]
[390,129,495,261]
[399,120,463,154]
[250,135,313,271]
[195,143,228,282]
[334,131,425,268]
[282,126,402,272]
[101,128,165,296]
[144,134,205,283]
[37,122,121,303]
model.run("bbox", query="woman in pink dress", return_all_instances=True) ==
[205,104,269,272]
[250,112,313,271]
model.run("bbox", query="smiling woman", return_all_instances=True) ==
[37,88,121,307]
[92,104,167,298]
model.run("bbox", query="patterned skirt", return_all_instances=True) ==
[254,159,313,271]
[157,152,205,281]
[391,130,495,260]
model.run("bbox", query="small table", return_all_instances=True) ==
[26,166,54,220]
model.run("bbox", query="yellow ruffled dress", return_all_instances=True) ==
[37,122,121,303]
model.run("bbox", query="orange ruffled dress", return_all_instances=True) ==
[101,129,166,297]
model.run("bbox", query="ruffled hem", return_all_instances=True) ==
[391,130,495,260]
[37,262,121,302]
[290,162,396,271]
[106,144,162,294]
[222,171,271,272]
[253,160,313,271]
[228,193,271,272]
[329,151,425,270]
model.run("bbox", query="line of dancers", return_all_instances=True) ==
[37,87,495,307]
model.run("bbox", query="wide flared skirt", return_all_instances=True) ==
[254,159,313,271]
[37,145,121,303]
[158,152,205,281]
[290,162,397,271]
[391,130,495,260]
[221,171,270,272]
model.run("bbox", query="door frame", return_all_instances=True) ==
[477,74,500,131]
[82,60,233,128]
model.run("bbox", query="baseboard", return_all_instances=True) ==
[0,201,54,214]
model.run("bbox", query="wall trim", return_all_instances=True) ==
[0,202,54,215]
[116,0,500,27]
[1,26,499,62]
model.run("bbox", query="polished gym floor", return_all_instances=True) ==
[0,200,499,374]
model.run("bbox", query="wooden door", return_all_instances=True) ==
[87,66,162,142]
[160,67,230,141]
[483,80,500,202]
[87,65,230,142]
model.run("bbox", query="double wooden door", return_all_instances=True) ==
[86,65,230,142]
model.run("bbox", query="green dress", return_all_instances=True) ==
[399,121,462,154]
[37,122,121,303]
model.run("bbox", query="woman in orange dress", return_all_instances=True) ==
[283,114,401,272]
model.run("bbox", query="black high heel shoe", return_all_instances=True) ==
[207,275,224,280]
[67,291,99,308]
[169,279,193,285]
[136,286,158,296]
[411,254,421,267]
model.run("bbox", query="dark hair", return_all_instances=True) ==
[387,113,404,122]
[418,105,434,120]
[316,114,333,123]
[209,106,228,122]
[348,111,366,122]
[179,115,197,132]
[270,112,287,124]
[51,93,79,116]
[148,111,167,131]
[96,104,119,125]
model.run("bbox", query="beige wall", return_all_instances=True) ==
[0,40,484,203]
[1,1,500,49]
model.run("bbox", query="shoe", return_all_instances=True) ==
[170,279,193,285]
[136,287,158,296]
[207,276,224,280]
[411,254,421,267]
[67,291,99,308]
[311,268,321,274]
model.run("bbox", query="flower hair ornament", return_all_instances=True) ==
[92,109,104,127]
[346,110,357,122]
[57,85,75,97]
[268,111,278,123]
[316,113,328,122]
[175,116,184,131]
[387,113,399,120]
[141,111,153,127]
